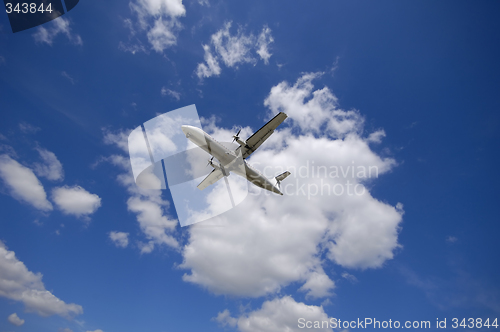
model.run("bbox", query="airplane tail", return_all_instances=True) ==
[275,171,291,192]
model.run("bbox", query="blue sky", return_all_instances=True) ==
[1,1,500,331]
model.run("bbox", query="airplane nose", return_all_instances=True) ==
[181,125,191,137]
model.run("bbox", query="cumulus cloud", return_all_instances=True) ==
[52,186,101,218]
[102,131,179,253]
[127,197,178,249]
[196,22,274,79]
[0,241,83,318]
[122,0,186,53]
[264,72,364,138]
[33,147,64,181]
[215,296,332,332]
[109,231,129,248]
[367,129,386,144]
[87,330,104,332]
[179,73,402,298]
[8,313,24,326]
[33,17,82,46]
[299,270,335,299]
[0,154,53,211]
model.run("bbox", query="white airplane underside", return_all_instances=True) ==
[181,112,291,195]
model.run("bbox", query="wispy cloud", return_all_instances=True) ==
[33,147,64,181]
[400,265,500,313]
[33,17,82,46]
[196,22,274,80]
[61,71,76,84]
[446,235,458,243]
[342,272,359,283]
[19,122,40,134]
[121,0,186,54]
[161,87,181,100]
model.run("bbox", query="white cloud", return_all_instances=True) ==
[103,131,179,252]
[52,186,101,218]
[147,18,179,52]
[0,154,53,211]
[161,87,181,100]
[446,236,458,243]
[8,313,24,326]
[103,128,131,153]
[127,197,178,249]
[264,72,364,138]
[256,26,274,64]
[19,122,40,134]
[86,330,104,332]
[215,296,332,332]
[0,241,83,318]
[341,272,358,283]
[180,73,402,297]
[109,231,129,248]
[212,22,256,67]
[123,0,186,53]
[367,129,386,144]
[196,44,221,79]
[298,270,335,299]
[33,17,82,46]
[196,22,274,79]
[33,147,64,181]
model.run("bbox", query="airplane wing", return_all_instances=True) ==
[197,168,224,191]
[240,112,288,159]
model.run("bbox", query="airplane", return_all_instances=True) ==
[181,112,291,195]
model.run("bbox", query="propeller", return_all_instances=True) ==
[232,128,242,143]
[206,157,214,167]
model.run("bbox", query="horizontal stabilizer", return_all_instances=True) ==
[198,169,224,190]
[275,171,291,182]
